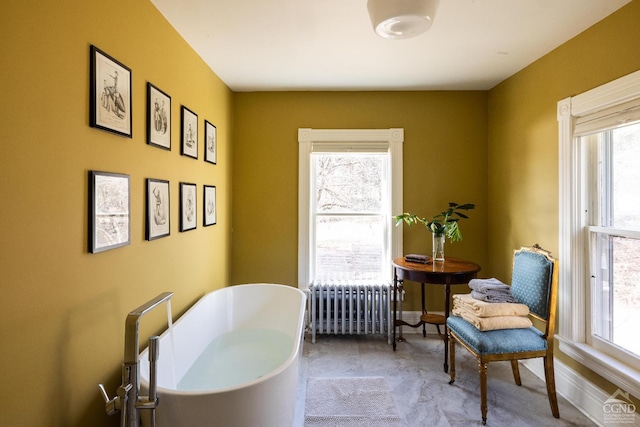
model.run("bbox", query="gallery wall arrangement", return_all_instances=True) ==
[87,44,218,253]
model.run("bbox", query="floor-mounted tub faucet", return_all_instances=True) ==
[99,291,174,427]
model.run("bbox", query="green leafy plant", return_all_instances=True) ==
[395,202,476,242]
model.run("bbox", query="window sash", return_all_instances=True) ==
[312,152,388,215]
[588,229,640,369]
[313,214,388,282]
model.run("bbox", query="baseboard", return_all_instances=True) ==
[521,356,634,426]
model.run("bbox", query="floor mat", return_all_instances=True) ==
[304,376,403,427]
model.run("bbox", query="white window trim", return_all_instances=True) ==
[557,69,640,397]
[298,128,404,290]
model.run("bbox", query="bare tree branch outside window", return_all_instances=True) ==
[313,153,387,282]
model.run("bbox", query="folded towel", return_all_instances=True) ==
[453,293,529,317]
[468,278,510,292]
[452,306,533,331]
[471,290,517,303]
[471,291,517,304]
[451,305,460,316]
[467,278,517,303]
[404,254,430,264]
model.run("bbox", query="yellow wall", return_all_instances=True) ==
[0,0,232,425]
[3,0,640,424]
[232,91,489,309]
[487,0,640,405]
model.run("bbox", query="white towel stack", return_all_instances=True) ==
[452,293,532,331]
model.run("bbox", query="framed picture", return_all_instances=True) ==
[203,185,216,226]
[181,106,198,159]
[180,182,197,231]
[146,179,170,240]
[147,83,171,150]
[89,45,132,137]
[204,120,217,164]
[88,171,130,253]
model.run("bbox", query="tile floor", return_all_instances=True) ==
[294,333,597,426]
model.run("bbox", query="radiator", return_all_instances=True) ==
[308,282,394,344]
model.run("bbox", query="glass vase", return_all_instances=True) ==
[432,232,445,262]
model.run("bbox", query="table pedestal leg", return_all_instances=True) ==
[398,300,405,342]
[443,282,451,373]
[393,277,397,350]
[421,283,426,337]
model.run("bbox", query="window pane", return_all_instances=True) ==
[611,123,640,231]
[315,216,384,282]
[315,154,384,214]
[592,233,613,341]
[611,237,640,357]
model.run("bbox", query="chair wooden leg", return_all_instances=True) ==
[511,359,522,386]
[544,355,560,418]
[479,360,488,425]
[448,333,456,384]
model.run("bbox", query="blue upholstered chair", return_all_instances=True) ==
[446,244,559,425]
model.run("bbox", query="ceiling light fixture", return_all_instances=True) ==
[367,0,440,40]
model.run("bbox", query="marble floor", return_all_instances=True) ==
[294,333,597,427]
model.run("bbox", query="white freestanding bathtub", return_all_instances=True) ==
[139,284,307,427]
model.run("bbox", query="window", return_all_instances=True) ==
[298,129,403,290]
[558,70,640,396]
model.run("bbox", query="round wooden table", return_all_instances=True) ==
[392,257,481,372]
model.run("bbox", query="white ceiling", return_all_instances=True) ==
[151,0,631,92]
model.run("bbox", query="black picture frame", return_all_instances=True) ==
[180,182,197,231]
[146,83,171,150]
[146,178,170,240]
[203,185,216,226]
[88,170,130,253]
[89,45,132,138]
[204,120,217,164]
[181,106,198,159]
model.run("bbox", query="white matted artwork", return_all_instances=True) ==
[89,45,132,137]
[205,120,217,164]
[204,185,216,226]
[89,170,130,253]
[180,182,197,231]
[147,83,171,150]
[146,178,170,240]
[181,106,198,159]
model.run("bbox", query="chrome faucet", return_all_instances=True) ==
[99,291,174,427]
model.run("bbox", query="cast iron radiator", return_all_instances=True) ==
[308,281,394,344]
